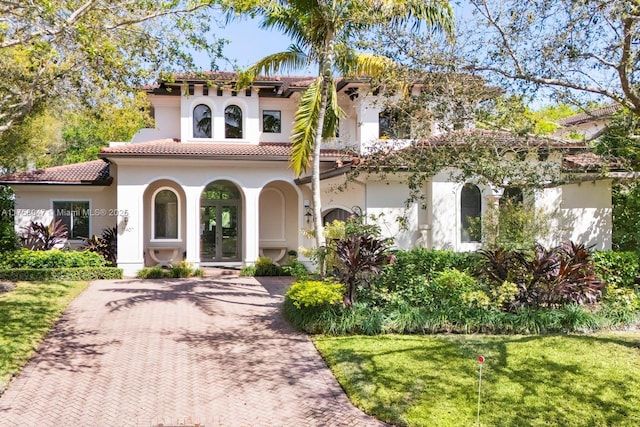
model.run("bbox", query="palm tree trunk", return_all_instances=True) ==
[312,34,335,252]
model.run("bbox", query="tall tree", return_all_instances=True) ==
[230,0,454,247]
[0,1,226,136]
[463,0,640,117]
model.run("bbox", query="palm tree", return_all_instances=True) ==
[232,0,454,249]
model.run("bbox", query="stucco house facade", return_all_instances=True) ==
[0,73,612,276]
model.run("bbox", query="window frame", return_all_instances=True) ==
[151,187,181,242]
[52,200,91,241]
[460,183,482,244]
[224,104,243,139]
[193,103,212,139]
[379,109,411,139]
[262,110,282,133]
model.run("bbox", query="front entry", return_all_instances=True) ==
[200,180,242,262]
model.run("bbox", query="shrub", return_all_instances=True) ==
[239,265,256,276]
[136,266,166,279]
[169,261,195,278]
[281,259,309,280]
[600,286,640,325]
[334,234,392,306]
[0,267,122,281]
[136,262,200,279]
[0,186,18,252]
[285,280,344,308]
[19,219,68,250]
[0,248,107,269]
[431,268,483,310]
[592,251,639,288]
[254,256,282,276]
[82,227,117,266]
[479,241,605,309]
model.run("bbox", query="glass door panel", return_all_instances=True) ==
[200,205,217,262]
[220,205,238,259]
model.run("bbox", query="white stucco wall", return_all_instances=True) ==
[113,158,305,276]
[180,86,261,144]
[364,179,419,249]
[13,185,117,249]
[131,96,180,142]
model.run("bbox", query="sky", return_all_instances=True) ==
[209,17,301,72]
[208,2,472,74]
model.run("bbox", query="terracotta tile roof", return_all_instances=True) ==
[161,72,318,88]
[0,160,112,185]
[563,152,609,170]
[556,104,620,126]
[99,139,352,159]
[417,129,589,149]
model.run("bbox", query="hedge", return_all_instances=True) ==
[0,267,123,281]
[0,249,107,269]
[593,251,640,288]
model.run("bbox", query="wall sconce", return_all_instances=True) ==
[351,205,362,216]
[305,206,314,224]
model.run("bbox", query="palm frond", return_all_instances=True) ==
[348,52,394,78]
[379,0,454,36]
[236,45,309,90]
[253,45,310,76]
[322,79,345,138]
[290,78,323,175]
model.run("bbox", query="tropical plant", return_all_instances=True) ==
[19,219,68,250]
[334,233,393,306]
[480,242,606,310]
[82,227,117,266]
[229,0,454,249]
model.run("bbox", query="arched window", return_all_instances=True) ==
[225,105,243,139]
[461,183,481,242]
[154,189,179,239]
[322,208,351,225]
[193,104,212,138]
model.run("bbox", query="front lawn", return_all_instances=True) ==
[314,332,640,426]
[0,281,88,389]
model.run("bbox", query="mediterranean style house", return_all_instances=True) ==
[0,73,613,276]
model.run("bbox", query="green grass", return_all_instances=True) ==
[0,281,88,388]
[314,332,640,426]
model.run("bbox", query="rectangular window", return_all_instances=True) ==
[53,201,90,240]
[379,110,410,139]
[262,110,281,133]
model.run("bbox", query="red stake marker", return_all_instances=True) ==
[477,356,485,426]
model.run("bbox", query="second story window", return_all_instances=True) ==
[379,109,410,139]
[193,104,212,138]
[225,105,243,139]
[262,110,281,133]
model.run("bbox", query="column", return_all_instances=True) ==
[117,184,146,277]
[244,187,261,265]
[184,185,201,268]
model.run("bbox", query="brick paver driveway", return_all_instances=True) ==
[0,275,385,426]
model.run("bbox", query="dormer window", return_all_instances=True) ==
[193,104,212,138]
[225,105,243,139]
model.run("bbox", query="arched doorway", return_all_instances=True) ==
[200,180,242,262]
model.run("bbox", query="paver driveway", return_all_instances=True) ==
[0,275,386,426]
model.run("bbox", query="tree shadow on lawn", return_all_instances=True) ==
[319,334,640,426]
